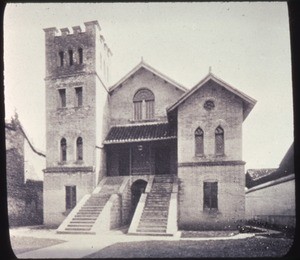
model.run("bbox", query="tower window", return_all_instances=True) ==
[203,181,218,210]
[68,49,73,66]
[59,51,64,67]
[215,126,224,155]
[58,89,66,108]
[60,138,67,161]
[65,186,76,210]
[78,48,83,64]
[76,137,83,161]
[195,127,204,156]
[75,87,83,107]
[133,89,155,121]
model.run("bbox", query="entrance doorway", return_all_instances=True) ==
[155,146,170,175]
[130,180,147,220]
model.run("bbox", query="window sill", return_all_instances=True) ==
[203,209,220,216]
[74,160,84,164]
[58,161,67,165]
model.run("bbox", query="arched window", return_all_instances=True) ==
[76,137,83,161]
[61,138,67,161]
[195,127,204,156]
[78,48,83,64]
[133,89,155,121]
[68,49,73,66]
[59,51,64,67]
[215,126,224,155]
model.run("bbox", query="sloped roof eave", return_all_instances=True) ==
[167,73,257,120]
[108,61,188,93]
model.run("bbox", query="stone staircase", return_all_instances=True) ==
[135,175,174,235]
[57,176,125,234]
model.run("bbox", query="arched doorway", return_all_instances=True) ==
[130,180,147,221]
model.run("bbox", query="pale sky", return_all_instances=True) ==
[4,2,293,170]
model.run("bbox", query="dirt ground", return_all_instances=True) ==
[9,235,66,255]
[86,236,295,258]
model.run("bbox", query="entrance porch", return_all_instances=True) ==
[106,140,177,176]
[104,122,178,177]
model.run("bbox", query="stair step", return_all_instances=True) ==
[140,222,167,226]
[67,224,93,227]
[65,227,92,231]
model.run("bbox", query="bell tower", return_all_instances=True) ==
[43,21,112,226]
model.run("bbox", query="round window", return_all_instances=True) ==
[204,100,215,111]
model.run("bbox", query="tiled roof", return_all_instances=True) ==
[246,168,277,181]
[104,123,176,144]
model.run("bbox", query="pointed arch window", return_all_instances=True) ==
[76,137,83,161]
[61,138,67,161]
[215,126,224,155]
[195,127,204,156]
[133,89,155,121]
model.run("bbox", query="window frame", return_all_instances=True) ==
[59,51,64,67]
[65,185,76,210]
[195,127,204,156]
[133,89,155,121]
[58,88,66,108]
[75,87,83,107]
[203,181,218,211]
[60,138,67,162]
[76,137,83,161]
[215,126,225,156]
[68,49,74,66]
[78,48,83,64]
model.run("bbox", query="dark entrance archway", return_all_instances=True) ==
[130,180,147,221]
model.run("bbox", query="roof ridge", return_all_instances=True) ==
[111,121,169,128]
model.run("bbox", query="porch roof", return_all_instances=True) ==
[103,122,177,144]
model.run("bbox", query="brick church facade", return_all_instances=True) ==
[43,21,256,234]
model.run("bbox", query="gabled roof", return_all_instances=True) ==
[167,72,257,120]
[109,60,188,93]
[103,122,176,144]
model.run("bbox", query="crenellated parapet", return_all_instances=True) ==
[43,20,112,82]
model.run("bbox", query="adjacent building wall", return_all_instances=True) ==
[245,175,295,228]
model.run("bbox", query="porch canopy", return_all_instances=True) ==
[103,122,176,144]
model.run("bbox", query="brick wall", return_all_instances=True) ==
[178,164,245,230]
[109,68,184,126]
[177,79,245,230]
[178,80,243,163]
[245,177,295,228]
[43,172,94,226]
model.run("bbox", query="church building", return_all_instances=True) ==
[43,20,256,235]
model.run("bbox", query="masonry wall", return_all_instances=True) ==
[178,165,245,230]
[44,22,111,226]
[177,79,245,230]
[43,172,94,226]
[245,177,295,228]
[109,68,185,126]
[177,80,244,163]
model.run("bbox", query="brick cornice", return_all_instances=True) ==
[178,160,246,167]
[43,166,94,173]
